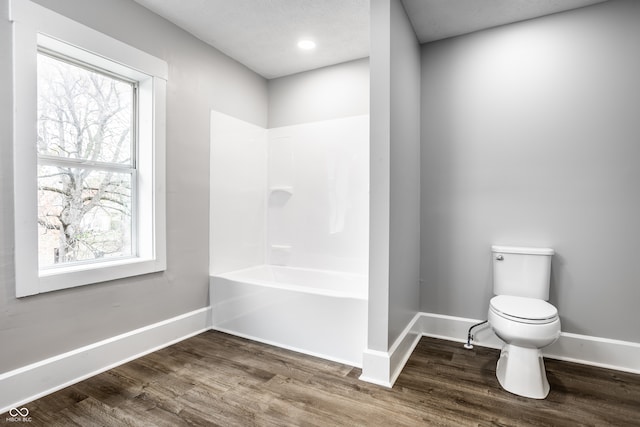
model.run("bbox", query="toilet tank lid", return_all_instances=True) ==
[491,245,554,256]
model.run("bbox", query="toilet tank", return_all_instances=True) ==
[492,245,554,300]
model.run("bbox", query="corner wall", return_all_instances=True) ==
[362,0,421,386]
[420,0,640,343]
[387,0,421,346]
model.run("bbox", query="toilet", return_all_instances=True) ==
[488,245,561,399]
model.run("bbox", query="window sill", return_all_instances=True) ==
[30,257,166,297]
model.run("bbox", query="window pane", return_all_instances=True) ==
[37,53,134,165]
[38,165,133,268]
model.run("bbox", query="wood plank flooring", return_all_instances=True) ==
[3,331,640,426]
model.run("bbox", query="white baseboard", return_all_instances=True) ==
[5,306,636,413]
[360,313,422,387]
[545,332,640,374]
[360,348,393,387]
[361,311,640,389]
[419,312,640,375]
[0,307,211,414]
[419,312,502,349]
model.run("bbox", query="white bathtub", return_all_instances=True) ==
[210,265,368,367]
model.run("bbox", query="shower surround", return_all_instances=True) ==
[209,111,369,366]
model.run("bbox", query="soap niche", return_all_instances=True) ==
[268,186,293,206]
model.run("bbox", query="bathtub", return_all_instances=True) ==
[210,265,368,367]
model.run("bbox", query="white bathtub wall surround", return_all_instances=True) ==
[210,112,370,367]
[210,113,369,277]
[210,111,268,275]
[210,266,367,366]
[267,115,370,274]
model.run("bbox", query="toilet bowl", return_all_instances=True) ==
[489,295,561,398]
[488,246,560,399]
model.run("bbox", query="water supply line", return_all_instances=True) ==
[464,320,488,349]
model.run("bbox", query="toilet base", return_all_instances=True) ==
[496,344,550,399]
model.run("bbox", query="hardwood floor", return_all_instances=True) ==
[4,331,640,426]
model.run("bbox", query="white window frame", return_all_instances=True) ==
[11,0,167,297]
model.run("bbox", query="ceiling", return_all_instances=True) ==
[403,0,608,44]
[133,0,608,79]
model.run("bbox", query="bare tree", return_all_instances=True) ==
[37,53,134,266]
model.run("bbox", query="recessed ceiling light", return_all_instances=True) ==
[297,39,316,50]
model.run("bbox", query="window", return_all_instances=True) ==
[12,0,167,297]
[37,51,136,268]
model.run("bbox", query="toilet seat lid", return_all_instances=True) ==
[490,295,558,324]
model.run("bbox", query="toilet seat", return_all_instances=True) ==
[490,295,558,324]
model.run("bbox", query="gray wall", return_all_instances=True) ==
[0,0,268,372]
[368,0,420,351]
[420,0,640,342]
[387,0,421,345]
[368,0,392,352]
[268,58,369,128]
